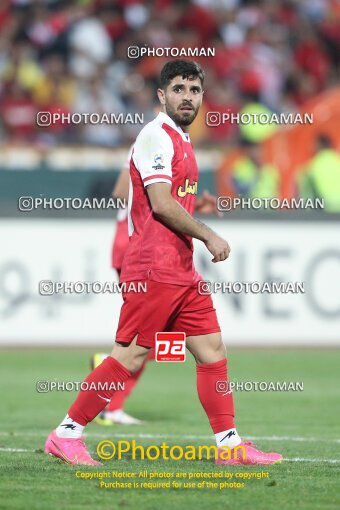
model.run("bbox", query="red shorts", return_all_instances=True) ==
[116,280,221,348]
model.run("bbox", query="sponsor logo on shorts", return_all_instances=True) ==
[155,332,186,362]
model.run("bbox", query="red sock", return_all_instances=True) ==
[106,360,146,411]
[106,349,154,411]
[196,358,235,433]
[68,357,132,425]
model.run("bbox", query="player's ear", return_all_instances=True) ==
[157,88,166,105]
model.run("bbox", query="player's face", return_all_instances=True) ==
[157,76,203,128]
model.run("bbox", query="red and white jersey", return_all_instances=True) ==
[120,111,202,286]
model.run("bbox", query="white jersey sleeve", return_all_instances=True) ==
[123,144,134,170]
[132,124,174,187]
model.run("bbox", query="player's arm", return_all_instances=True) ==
[112,167,129,200]
[112,146,132,200]
[147,183,230,263]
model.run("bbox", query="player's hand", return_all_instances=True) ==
[195,190,223,217]
[204,233,231,263]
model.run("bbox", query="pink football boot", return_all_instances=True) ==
[216,440,283,465]
[45,430,101,466]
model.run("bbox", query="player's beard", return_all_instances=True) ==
[165,101,199,127]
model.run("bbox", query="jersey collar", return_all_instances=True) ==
[157,111,191,142]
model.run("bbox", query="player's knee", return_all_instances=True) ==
[215,341,226,358]
[194,341,226,364]
[110,341,149,373]
[128,355,145,374]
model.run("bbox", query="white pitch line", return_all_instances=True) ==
[0,431,339,443]
[0,448,35,453]
[285,458,340,464]
[0,448,340,464]
[247,435,340,443]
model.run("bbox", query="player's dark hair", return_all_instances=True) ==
[159,60,204,89]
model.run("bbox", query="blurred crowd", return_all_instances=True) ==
[223,134,340,211]
[0,0,339,148]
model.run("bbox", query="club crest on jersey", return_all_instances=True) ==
[177,178,198,198]
[152,153,165,171]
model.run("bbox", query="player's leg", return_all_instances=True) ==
[105,348,154,422]
[91,350,154,425]
[45,280,181,465]
[61,338,149,429]
[45,338,149,465]
[186,332,283,464]
[186,332,241,448]
[95,361,146,425]
[173,283,283,465]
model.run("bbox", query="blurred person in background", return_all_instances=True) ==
[32,54,76,109]
[121,79,158,143]
[238,95,278,144]
[32,53,76,144]
[68,4,112,80]
[231,139,280,201]
[0,81,37,143]
[91,147,153,426]
[298,134,340,212]
[0,39,43,94]
[72,72,125,147]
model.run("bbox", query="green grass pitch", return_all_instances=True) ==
[0,348,339,510]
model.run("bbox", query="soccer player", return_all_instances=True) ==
[45,60,283,465]
[93,150,220,426]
